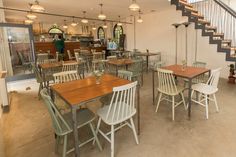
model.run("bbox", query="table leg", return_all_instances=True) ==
[72,107,80,157]
[146,56,149,72]
[188,78,192,118]
[137,84,140,135]
[152,70,155,105]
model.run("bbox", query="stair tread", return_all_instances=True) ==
[179,0,193,8]
[221,46,236,50]
[205,26,217,30]
[213,33,224,36]
[191,12,204,19]
[222,40,232,43]
[185,6,198,13]
[198,19,210,25]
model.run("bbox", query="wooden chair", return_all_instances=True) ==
[53,71,80,84]
[92,52,105,71]
[40,89,102,157]
[18,51,31,72]
[67,50,76,60]
[191,68,221,119]
[155,68,186,121]
[62,62,78,72]
[95,81,139,157]
[118,70,133,81]
[36,53,49,64]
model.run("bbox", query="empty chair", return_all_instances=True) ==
[118,70,133,81]
[36,53,49,64]
[74,49,80,54]
[95,81,139,157]
[53,71,80,84]
[155,68,186,121]
[67,50,76,60]
[62,62,78,72]
[92,52,105,71]
[128,58,143,85]
[18,51,31,72]
[191,68,221,119]
[40,89,102,157]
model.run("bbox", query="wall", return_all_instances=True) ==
[126,4,234,78]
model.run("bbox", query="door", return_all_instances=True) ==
[0,23,35,82]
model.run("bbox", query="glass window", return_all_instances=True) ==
[113,24,123,44]
[97,27,105,40]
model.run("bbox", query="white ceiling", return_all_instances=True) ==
[3,0,170,24]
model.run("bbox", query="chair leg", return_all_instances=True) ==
[93,117,102,145]
[155,92,162,112]
[130,118,139,144]
[213,94,219,112]
[38,83,43,99]
[55,135,60,154]
[89,123,102,151]
[111,125,115,157]
[62,135,68,157]
[172,96,175,121]
[205,94,209,119]
[180,92,187,110]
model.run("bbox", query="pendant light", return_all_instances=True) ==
[117,16,122,26]
[103,21,108,29]
[63,20,68,29]
[129,0,140,11]
[25,18,34,24]
[71,17,78,26]
[29,0,45,12]
[137,10,143,23]
[98,3,106,20]
[92,22,97,30]
[81,11,89,24]
[26,11,37,20]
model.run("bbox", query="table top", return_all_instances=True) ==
[39,60,78,69]
[162,64,210,79]
[51,74,131,106]
[0,71,7,79]
[136,52,161,56]
[107,59,133,66]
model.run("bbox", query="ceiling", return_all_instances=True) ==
[2,0,170,24]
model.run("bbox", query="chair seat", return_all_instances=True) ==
[97,105,136,125]
[63,109,96,129]
[158,85,185,96]
[192,83,218,95]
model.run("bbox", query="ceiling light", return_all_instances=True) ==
[29,0,45,12]
[98,3,106,20]
[63,20,68,29]
[71,17,77,26]
[92,22,96,30]
[137,10,143,23]
[26,12,37,20]
[103,22,108,29]
[25,19,34,24]
[81,11,89,24]
[129,0,140,11]
[117,15,122,26]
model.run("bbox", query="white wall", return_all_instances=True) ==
[126,5,234,78]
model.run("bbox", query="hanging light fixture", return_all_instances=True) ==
[103,21,108,29]
[26,11,37,20]
[29,0,45,12]
[129,0,140,11]
[63,20,68,29]
[137,10,143,23]
[71,17,78,26]
[92,22,97,30]
[98,3,106,20]
[117,15,122,26]
[25,18,34,24]
[81,11,89,24]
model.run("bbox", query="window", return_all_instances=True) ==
[97,27,105,40]
[113,24,123,44]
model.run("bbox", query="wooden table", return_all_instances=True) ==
[136,52,161,71]
[51,74,140,157]
[152,64,210,118]
[107,59,133,76]
[38,60,80,87]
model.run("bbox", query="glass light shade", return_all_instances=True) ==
[81,19,88,24]
[137,17,143,23]
[129,1,140,11]
[71,22,77,26]
[26,13,37,20]
[98,14,106,20]
[117,22,122,26]
[30,1,45,13]
[103,24,108,29]
[63,25,68,29]
[25,19,33,24]
[92,27,97,30]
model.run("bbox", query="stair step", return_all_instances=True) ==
[213,33,224,37]
[185,6,198,13]
[230,54,236,58]
[205,26,217,31]
[198,19,210,25]
[221,40,232,43]
[221,46,236,50]
[191,12,204,19]
[179,0,193,8]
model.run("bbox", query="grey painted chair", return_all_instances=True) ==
[18,51,31,73]
[40,89,102,157]
[118,70,133,81]
[128,58,143,85]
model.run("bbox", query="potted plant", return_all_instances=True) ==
[228,64,236,84]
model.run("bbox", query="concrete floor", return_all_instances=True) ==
[1,72,236,157]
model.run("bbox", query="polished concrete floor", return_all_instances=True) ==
[1,72,236,157]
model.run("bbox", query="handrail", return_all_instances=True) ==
[214,0,236,18]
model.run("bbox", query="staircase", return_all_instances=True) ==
[171,0,236,61]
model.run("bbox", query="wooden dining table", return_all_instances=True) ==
[107,59,133,76]
[51,74,140,157]
[152,64,210,118]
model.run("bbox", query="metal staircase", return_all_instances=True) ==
[171,0,236,61]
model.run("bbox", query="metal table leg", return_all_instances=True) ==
[137,84,140,135]
[146,56,149,72]
[188,78,192,118]
[72,107,80,157]
[152,70,155,105]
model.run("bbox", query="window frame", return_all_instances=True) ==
[113,24,123,44]
[97,27,105,40]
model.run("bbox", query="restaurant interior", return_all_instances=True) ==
[0,0,236,157]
